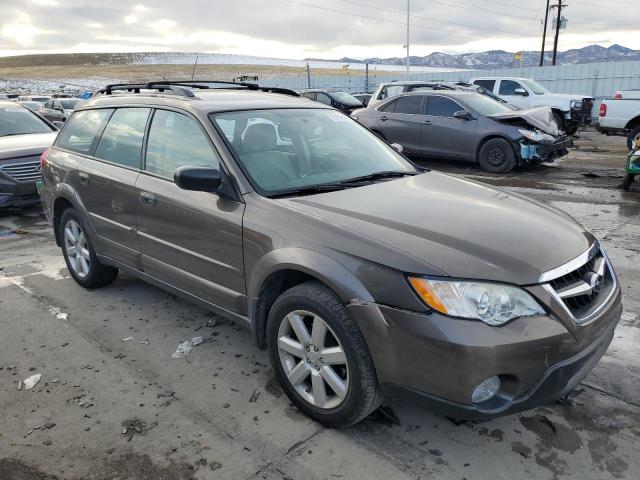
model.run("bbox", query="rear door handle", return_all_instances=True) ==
[140,192,156,207]
[78,171,90,184]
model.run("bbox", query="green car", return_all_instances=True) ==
[623,147,640,191]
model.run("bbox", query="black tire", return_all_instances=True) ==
[478,138,517,173]
[565,124,579,136]
[266,281,381,427]
[623,173,635,191]
[552,111,565,132]
[59,208,118,289]
[627,125,640,151]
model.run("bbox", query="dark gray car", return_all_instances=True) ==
[0,101,57,208]
[39,81,621,427]
[353,91,571,173]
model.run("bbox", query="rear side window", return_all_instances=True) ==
[473,79,496,91]
[499,80,523,95]
[425,96,461,117]
[145,110,220,178]
[56,109,113,153]
[379,100,396,112]
[316,93,332,105]
[94,108,150,169]
[393,95,423,114]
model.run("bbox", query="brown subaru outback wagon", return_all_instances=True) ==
[40,81,622,427]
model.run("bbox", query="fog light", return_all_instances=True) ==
[472,376,501,403]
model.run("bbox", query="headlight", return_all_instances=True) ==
[408,277,545,326]
[518,129,545,142]
[570,100,583,109]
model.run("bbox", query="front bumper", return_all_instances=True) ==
[0,176,40,208]
[348,285,622,419]
[518,135,572,164]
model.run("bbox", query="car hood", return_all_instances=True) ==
[280,172,592,285]
[488,106,560,136]
[0,132,57,160]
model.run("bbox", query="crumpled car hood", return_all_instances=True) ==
[488,106,560,136]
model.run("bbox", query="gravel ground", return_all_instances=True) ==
[0,130,638,480]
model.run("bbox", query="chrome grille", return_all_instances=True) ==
[542,245,616,324]
[581,98,594,112]
[0,158,42,182]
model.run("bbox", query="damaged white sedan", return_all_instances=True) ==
[352,90,571,173]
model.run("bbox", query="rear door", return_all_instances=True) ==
[376,95,426,154]
[421,95,477,159]
[135,108,246,315]
[69,107,150,267]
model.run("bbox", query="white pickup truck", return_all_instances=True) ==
[596,90,640,150]
[469,77,594,135]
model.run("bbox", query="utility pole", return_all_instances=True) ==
[539,0,550,66]
[406,0,410,75]
[306,62,311,88]
[551,0,565,66]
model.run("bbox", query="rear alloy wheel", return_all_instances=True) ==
[478,138,517,173]
[60,208,118,289]
[267,282,380,427]
[627,126,640,151]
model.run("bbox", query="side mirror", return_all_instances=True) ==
[453,110,473,121]
[52,121,64,129]
[174,166,222,192]
[390,143,404,153]
[514,88,528,96]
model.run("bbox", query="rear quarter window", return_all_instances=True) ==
[56,109,113,154]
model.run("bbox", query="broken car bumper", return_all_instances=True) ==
[347,284,621,419]
[518,136,572,163]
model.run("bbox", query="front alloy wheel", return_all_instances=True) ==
[277,310,349,409]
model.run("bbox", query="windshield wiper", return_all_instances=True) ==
[267,183,349,198]
[339,170,420,185]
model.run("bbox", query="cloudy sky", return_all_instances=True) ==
[1,0,639,59]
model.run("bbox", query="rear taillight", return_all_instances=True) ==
[614,91,622,99]
[599,103,607,117]
[40,148,50,169]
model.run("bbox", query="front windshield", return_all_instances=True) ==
[521,79,548,95]
[211,108,417,194]
[0,105,53,136]
[61,99,81,109]
[331,92,362,107]
[460,94,518,116]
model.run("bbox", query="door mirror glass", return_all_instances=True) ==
[390,143,403,153]
[174,166,222,192]
[453,110,473,120]
[514,88,528,96]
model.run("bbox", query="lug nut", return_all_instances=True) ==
[305,346,310,352]
[314,346,319,352]
[319,357,324,363]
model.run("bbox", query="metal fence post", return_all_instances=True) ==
[306,63,311,89]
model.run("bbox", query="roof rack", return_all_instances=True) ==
[94,80,300,98]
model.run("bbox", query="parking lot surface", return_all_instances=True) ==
[1,130,639,480]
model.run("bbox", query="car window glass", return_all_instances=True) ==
[94,108,150,169]
[56,109,113,153]
[301,92,316,101]
[44,101,53,109]
[425,96,461,117]
[316,93,332,105]
[474,80,496,91]
[378,100,396,112]
[499,80,523,95]
[381,85,405,99]
[146,110,220,178]
[394,95,423,114]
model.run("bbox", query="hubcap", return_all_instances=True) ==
[63,219,90,278]
[277,310,349,409]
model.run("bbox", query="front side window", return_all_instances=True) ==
[499,80,525,96]
[425,96,461,117]
[393,95,423,115]
[94,108,150,168]
[211,108,417,194]
[0,105,54,137]
[57,109,113,152]
[145,110,220,178]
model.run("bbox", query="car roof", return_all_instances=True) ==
[0,100,27,108]
[78,88,332,114]
[472,77,528,81]
[389,90,476,98]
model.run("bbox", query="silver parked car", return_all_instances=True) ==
[353,90,571,173]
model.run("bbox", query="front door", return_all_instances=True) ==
[135,109,246,315]
[497,80,531,109]
[421,95,477,159]
[376,95,426,154]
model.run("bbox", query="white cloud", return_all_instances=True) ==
[2,13,41,46]
[124,15,139,25]
[148,19,176,33]
[30,0,58,5]
[134,4,149,12]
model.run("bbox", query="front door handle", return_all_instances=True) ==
[78,171,90,184]
[423,120,432,125]
[140,192,156,207]
[380,116,388,121]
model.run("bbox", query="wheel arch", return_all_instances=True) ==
[51,185,96,249]
[625,115,640,131]
[248,248,375,350]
